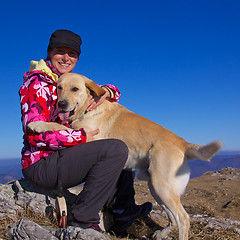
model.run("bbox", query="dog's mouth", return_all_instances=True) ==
[58,108,75,121]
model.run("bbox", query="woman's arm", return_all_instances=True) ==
[101,84,121,102]
[19,73,87,150]
[87,84,121,111]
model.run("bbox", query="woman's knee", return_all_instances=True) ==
[111,139,128,154]
[106,139,129,164]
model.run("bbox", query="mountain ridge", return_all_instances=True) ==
[0,151,239,183]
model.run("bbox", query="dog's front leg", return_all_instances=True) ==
[70,120,93,132]
[27,122,71,133]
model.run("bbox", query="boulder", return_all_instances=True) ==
[0,179,111,239]
[6,218,109,240]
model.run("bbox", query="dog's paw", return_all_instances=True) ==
[27,122,47,133]
[67,113,80,123]
[152,228,171,240]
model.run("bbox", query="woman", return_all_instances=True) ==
[19,29,152,232]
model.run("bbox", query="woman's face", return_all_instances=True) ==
[48,47,79,74]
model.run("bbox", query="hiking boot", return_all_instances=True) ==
[112,202,152,232]
[71,221,104,233]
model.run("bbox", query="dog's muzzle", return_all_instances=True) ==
[58,100,68,111]
[58,101,76,121]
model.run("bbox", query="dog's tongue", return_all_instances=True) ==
[59,112,70,121]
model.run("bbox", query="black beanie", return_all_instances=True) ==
[47,29,82,55]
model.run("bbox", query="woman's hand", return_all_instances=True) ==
[87,87,109,112]
[86,129,100,142]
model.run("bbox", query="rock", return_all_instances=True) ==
[0,179,111,239]
[55,225,110,239]
[0,179,57,220]
[191,215,240,234]
[6,218,109,240]
[6,218,58,240]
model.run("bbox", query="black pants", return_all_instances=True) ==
[23,139,135,223]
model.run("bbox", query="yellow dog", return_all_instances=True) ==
[28,73,222,240]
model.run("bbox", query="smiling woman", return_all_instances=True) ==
[46,29,81,75]
[48,47,79,74]
[18,29,152,233]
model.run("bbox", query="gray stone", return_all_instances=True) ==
[0,179,57,220]
[56,226,110,239]
[6,218,110,240]
[6,218,58,239]
[1,179,112,239]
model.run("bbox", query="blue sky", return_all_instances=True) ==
[0,0,239,159]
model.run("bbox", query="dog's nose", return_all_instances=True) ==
[58,100,68,110]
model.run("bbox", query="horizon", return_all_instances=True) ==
[1,150,239,161]
[0,1,239,159]
[0,151,240,183]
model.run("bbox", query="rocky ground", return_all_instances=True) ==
[126,167,240,239]
[0,167,239,239]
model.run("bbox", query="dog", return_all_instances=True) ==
[28,73,222,240]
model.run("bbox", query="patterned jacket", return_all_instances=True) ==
[19,59,120,170]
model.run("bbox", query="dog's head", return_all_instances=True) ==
[57,73,106,122]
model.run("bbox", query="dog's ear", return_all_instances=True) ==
[82,76,106,96]
[83,76,106,96]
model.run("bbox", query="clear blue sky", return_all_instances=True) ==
[0,0,239,159]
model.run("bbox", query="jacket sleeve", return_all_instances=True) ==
[19,73,87,151]
[100,84,121,102]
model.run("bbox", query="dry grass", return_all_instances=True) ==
[107,217,240,240]
[0,207,58,240]
[1,203,239,240]
[0,217,13,240]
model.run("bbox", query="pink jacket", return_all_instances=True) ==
[19,68,120,170]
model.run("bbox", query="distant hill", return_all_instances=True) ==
[189,151,240,178]
[0,158,23,184]
[0,151,239,183]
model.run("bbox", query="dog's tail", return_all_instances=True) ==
[186,140,223,161]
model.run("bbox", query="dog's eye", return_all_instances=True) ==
[57,86,62,90]
[72,87,79,92]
